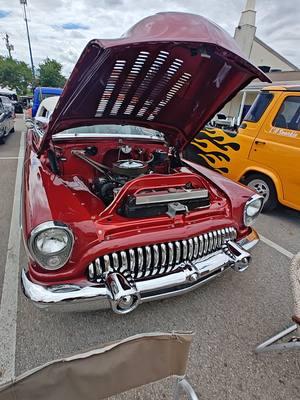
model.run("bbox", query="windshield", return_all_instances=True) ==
[244,92,273,123]
[0,93,17,102]
[58,124,165,139]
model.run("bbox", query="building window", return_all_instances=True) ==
[273,96,300,131]
[244,92,273,123]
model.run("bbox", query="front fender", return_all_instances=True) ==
[183,158,256,230]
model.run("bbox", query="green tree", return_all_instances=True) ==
[37,58,66,87]
[0,56,32,94]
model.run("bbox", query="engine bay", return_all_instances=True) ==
[49,136,211,217]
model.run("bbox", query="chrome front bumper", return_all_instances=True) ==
[21,229,259,314]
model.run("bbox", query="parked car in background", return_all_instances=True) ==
[32,96,59,132]
[0,95,15,114]
[0,88,23,114]
[19,95,33,110]
[32,87,63,117]
[21,12,270,314]
[35,96,59,122]
[0,96,15,144]
[185,85,300,211]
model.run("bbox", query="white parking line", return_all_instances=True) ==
[260,234,294,259]
[0,133,24,384]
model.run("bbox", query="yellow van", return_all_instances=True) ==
[185,85,300,211]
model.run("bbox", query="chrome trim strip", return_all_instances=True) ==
[53,133,165,142]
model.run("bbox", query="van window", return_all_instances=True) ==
[273,96,300,131]
[244,92,273,122]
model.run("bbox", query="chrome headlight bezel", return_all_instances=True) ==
[28,221,74,270]
[243,194,264,227]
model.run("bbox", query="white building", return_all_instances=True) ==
[223,0,299,124]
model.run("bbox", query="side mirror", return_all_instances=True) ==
[25,118,34,129]
[239,122,247,129]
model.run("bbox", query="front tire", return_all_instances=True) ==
[0,129,6,145]
[244,173,278,212]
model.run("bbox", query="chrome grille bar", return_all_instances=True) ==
[167,242,174,272]
[161,244,167,267]
[188,239,194,261]
[137,248,144,278]
[153,244,159,274]
[182,240,188,261]
[128,249,135,273]
[112,253,119,269]
[175,241,181,264]
[193,237,199,259]
[88,226,237,281]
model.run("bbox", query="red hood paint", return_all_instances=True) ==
[43,12,270,151]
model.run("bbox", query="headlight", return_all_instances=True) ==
[28,222,74,270]
[243,194,263,226]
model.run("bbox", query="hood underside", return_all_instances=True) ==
[44,12,270,151]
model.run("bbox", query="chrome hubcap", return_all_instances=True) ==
[247,179,270,203]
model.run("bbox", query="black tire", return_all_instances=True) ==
[0,129,6,144]
[243,173,278,212]
[10,126,15,133]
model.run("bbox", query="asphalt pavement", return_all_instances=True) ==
[0,116,299,399]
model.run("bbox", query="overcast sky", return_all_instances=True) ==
[0,0,299,76]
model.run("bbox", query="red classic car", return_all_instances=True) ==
[21,12,270,314]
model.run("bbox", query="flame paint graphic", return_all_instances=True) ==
[185,127,240,173]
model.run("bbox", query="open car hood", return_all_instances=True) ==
[44,12,270,151]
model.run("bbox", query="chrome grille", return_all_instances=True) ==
[88,227,237,282]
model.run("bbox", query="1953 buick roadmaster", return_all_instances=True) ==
[21,12,270,314]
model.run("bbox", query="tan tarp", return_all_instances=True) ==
[0,331,193,400]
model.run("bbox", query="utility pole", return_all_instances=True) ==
[3,33,14,58]
[20,0,35,82]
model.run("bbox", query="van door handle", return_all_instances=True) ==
[255,140,266,145]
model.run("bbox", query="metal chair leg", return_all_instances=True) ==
[255,324,300,353]
[174,377,200,400]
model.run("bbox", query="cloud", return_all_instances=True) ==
[0,10,10,18]
[0,0,298,77]
[61,22,90,30]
